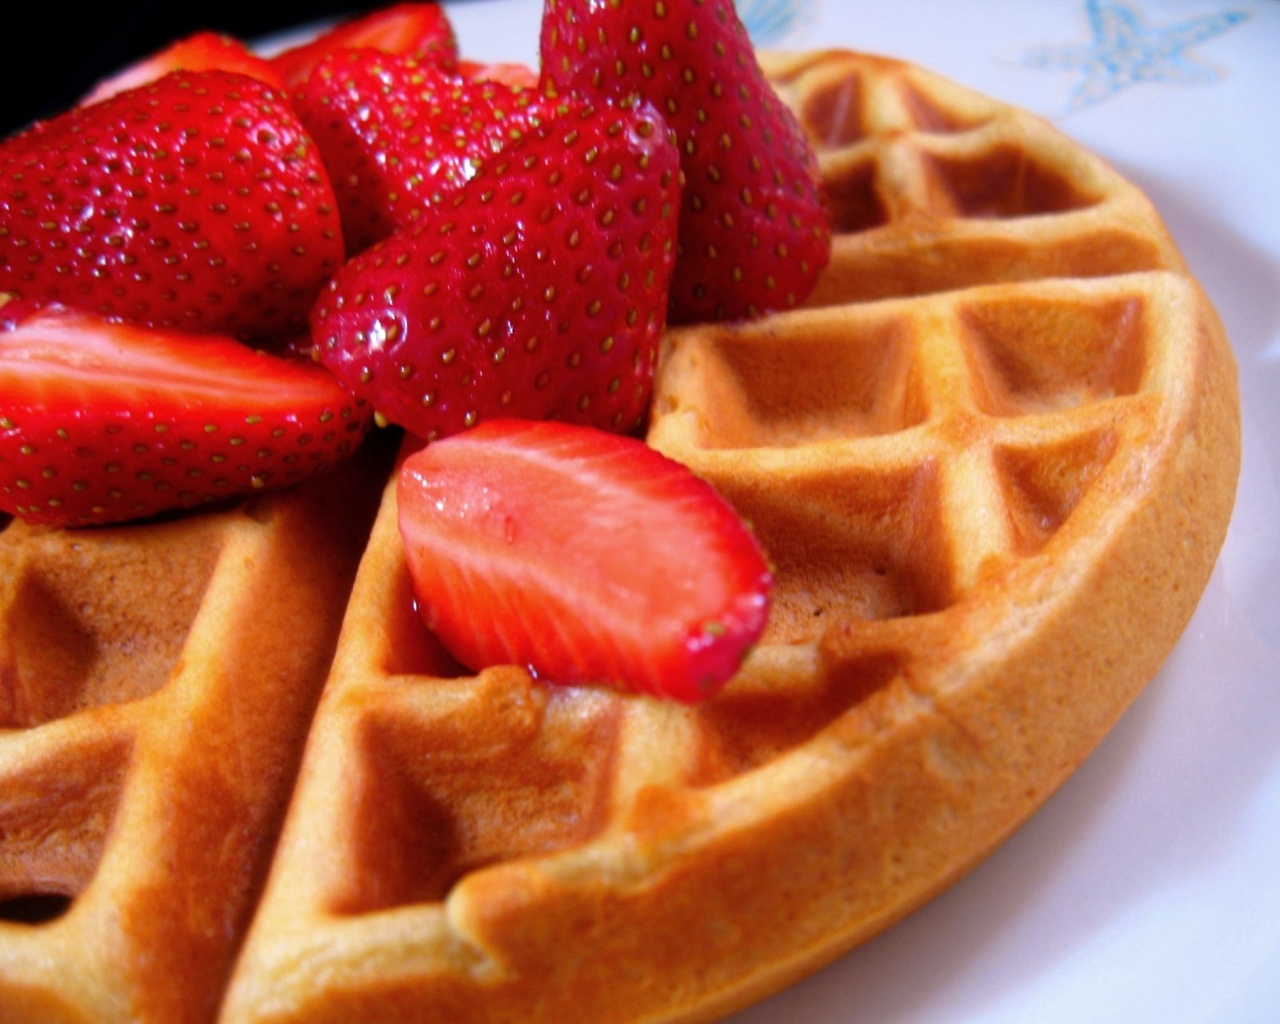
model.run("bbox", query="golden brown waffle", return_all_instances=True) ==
[0,48,1239,1024]
[0,444,390,1024]
[760,50,1188,304]
[219,50,1239,1024]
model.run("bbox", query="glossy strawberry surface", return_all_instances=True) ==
[292,49,551,255]
[311,96,681,441]
[539,0,831,324]
[270,2,459,87]
[0,69,344,341]
[0,303,370,526]
[398,419,772,702]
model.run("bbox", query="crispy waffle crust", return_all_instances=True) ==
[0,49,1240,1024]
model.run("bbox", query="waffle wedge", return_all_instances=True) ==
[2,48,1239,1024]
[0,443,391,1024]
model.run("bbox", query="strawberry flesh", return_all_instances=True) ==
[271,2,459,88]
[458,60,540,91]
[0,69,345,341]
[0,303,371,527]
[539,0,831,324]
[81,30,288,104]
[398,419,772,702]
[311,97,681,441]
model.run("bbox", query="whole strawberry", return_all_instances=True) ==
[0,302,371,527]
[0,70,345,341]
[310,97,681,442]
[293,49,551,255]
[539,0,831,324]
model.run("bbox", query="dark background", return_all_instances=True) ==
[1,0,388,140]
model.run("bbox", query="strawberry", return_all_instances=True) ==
[0,302,371,527]
[270,2,458,88]
[0,69,345,342]
[398,419,772,702]
[310,97,681,442]
[458,59,540,91]
[539,0,831,324]
[81,31,288,104]
[292,49,549,255]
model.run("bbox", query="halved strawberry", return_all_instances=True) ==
[0,303,371,527]
[271,2,458,87]
[458,59,539,91]
[311,96,681,441]
[81,30,287,104]
[0,69,344,341]
[398,419,772,702]
[292,49,550,255]
[540,0,831,324]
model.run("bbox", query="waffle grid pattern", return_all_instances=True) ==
[0,49,1238,1024]
[0,453,388,1024]
[761,51,1186,305]
[218,51,1235,1024]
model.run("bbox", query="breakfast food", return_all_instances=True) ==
[0,436,392,1023]
[0,9,1240,1024]
[397,419,773,702]
[0,70,344,341]
[0,302,371,527]
[308,90,683,439]
[539,0,832,324]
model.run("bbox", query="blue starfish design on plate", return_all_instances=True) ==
[1023,0,1250,112]
[736,0,807,47]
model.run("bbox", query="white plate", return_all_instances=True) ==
[438,1,1280,1022]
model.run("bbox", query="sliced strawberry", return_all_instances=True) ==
[540,0,832,324]
[310,97,681,442]
[0,69,345,341]
[398,419,771,702]
[292,49,550,255]
[82,30,288,104]
[0,303,371,527]
[458,59,539,91]
[271,2,458,88]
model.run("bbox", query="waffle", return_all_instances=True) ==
[0,441,392,1023]
[1,47,1239,1024]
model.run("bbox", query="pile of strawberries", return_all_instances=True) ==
[0,1,832,701]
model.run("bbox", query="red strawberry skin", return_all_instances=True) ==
[539,0,831,324]
[82,31,288,104]
[271,2,458,88]
[311,98,681,442]
[0,70,345,341]
[397,419,772,702]
[292,49,547,255]
[0,303,371,527]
